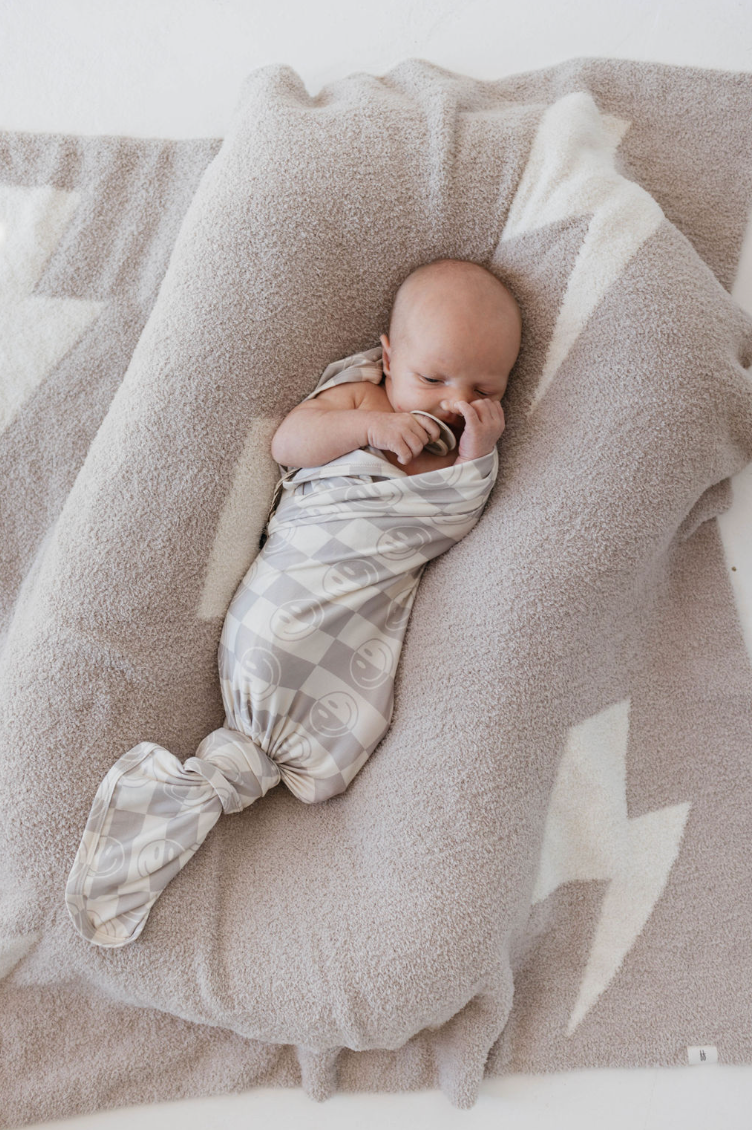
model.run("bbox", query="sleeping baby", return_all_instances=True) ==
[65,257,522,948]
[271,256,519,476]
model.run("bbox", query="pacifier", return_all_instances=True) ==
[410,411,457,456]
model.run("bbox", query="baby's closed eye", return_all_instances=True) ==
[422,377,489,397]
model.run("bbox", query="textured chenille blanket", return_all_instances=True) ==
[2,55,752,1126]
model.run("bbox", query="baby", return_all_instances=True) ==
[271,258,521,475]
[65,257,522,948]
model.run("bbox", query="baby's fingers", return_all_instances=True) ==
[420,418,442,440]
[476,400,505,424]
[452,401,478,417]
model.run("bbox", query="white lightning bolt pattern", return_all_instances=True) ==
[531,698,690,1035]
[197,414,284,620]
[499,91,665,417]
[0,184,103,437]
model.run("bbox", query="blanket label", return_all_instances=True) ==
[687,1045,718,1065]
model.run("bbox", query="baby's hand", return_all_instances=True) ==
[450,399,506,464]
[366,411,442,465]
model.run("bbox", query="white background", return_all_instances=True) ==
[2,1,752,1127]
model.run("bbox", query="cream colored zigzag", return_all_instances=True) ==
[197,415,283,621]
[0,185,104,436]
[531,698,690,1035]
[498,90,664,417]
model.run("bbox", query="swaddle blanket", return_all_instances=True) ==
[64,350,497,947]
[3,57,752,1125]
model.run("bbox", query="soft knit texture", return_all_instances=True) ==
[1,56,752,1124]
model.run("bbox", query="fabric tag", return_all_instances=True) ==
[687,1045,718,1065]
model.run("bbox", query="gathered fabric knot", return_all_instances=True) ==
[64,728,281,948]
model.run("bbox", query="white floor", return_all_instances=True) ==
[3,1,752,1126]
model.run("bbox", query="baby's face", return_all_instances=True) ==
[379,302,518,436]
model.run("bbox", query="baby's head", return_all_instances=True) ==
[379,258,522,433]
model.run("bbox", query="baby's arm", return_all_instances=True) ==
[270,382,373,468]
[271,380,442,468]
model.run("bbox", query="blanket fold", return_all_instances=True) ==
[2,56,752,1123]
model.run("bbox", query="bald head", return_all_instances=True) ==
[378,259,522,430]
[387,258,522,372]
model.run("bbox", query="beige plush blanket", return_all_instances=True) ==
[2,56,752,1125]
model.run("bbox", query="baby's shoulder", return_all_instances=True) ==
[352,378,388,409]
[312,378,386,411]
